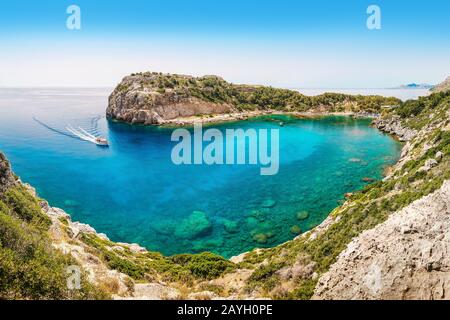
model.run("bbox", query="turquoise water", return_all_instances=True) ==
[0,88,402,258]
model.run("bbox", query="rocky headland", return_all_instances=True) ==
[106,72,400,126]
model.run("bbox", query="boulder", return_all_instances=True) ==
[290,225,302,235]
[174,211,212,239]
[296,211,309,221]
[252,233,268,244]
[223,219,240,234]
[261,199,277,208]
[64,199,80,208]
[419,158,438,172]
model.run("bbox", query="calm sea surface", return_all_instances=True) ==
[0,88,403,257]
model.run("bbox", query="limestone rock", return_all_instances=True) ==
[107,73,235,125]
[313,180,450,300]
[127,283,180,300]
[419,158,438,172]
[373,116,417,142]
[0,152,15,193]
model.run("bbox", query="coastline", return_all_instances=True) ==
[5,114,402,298]
[109,110,364,128]
[2,93,448,299]
[20,111,404,262]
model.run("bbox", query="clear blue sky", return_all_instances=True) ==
[0,0,449,87]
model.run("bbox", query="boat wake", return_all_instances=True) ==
[33,116,109,147]
[66,125,109,146]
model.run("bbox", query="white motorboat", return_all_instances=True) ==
[66,126,109,147]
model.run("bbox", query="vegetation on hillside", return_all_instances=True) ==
[0,184,107,299]
[395,90,450,129]
[237,91,449,299]
[123,72,401,113]
[80,233,235,284]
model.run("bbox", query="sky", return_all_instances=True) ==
[0,0,449,88]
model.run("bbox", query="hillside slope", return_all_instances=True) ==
[431,77,450,93]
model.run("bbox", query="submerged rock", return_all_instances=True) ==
[246,217,259,228]
[261,199,277,208]
[64,199,80,208]
[223,220,240,234]
[290,225,302,235]
[296,211,310,221]
[174,211,212,239]
[247,209,267,222]
[252,233,268,244]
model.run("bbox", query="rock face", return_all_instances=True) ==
[0,152,15,193]
[431,76,450,93]
[373,116,417,142]
[313,180,450,300]
[107,73,235,125]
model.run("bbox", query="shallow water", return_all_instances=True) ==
[0,88,402,258]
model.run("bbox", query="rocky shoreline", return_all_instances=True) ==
[109,107,361,127]
[373,115,417,142]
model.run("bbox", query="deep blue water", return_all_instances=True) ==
[0,88,402,258]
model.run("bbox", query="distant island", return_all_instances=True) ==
[395,83,434,90]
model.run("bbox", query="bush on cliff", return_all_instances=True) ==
[0,184,107,299]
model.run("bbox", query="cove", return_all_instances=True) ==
[0,88,402,258]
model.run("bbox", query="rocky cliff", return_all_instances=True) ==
[432,76,450,93]
[0,153,15,193]
[107,73,236,125]
[313,180,450,299]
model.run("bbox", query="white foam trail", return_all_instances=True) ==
[78,127,96,139]
[67,126,97,143]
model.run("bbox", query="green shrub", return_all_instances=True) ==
[0,197,107,299]
[170,252,235,279]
